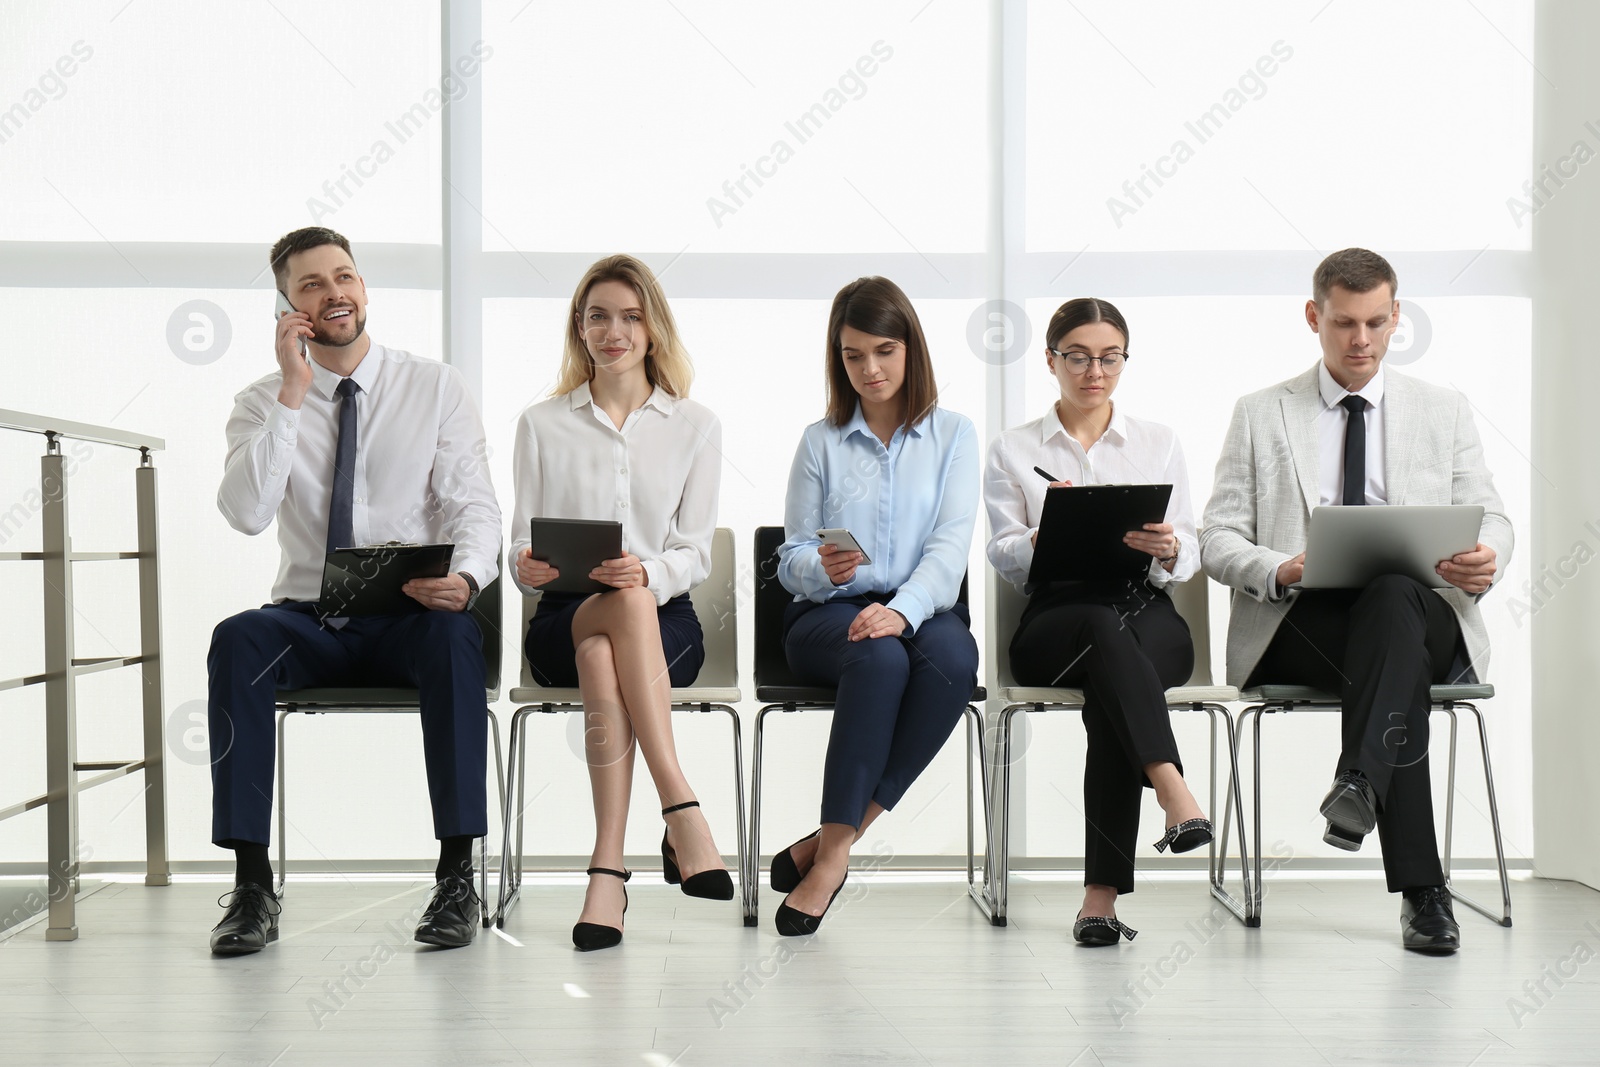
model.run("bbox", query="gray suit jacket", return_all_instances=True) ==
[1200,365,1514,687]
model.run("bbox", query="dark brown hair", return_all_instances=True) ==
[270,227,355,291]
[1313,247,1397,307]
[824,276,937,431]
[1045,297,1129,352]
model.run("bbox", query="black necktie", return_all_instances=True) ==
[1340,394,1367,506]
[327,378,360,552]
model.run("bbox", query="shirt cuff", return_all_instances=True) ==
[266,402,300,440]
[885,590,929,635]
[641,559,669,605]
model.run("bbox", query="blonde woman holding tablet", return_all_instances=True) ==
[510,255,731,951]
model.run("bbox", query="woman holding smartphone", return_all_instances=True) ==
[510,254,731,951]
[770,275,979,936]
[983,297,1211,945]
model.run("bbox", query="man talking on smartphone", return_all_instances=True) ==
[207,227,500,955]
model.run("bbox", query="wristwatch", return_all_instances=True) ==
[457,571,481,612]
[1158,544,1179,566]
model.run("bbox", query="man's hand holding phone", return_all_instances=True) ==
[275,291,315,409]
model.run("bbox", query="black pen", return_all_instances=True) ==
[1033,466,1060,483]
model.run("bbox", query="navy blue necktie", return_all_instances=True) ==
[327,378,360,552]
[1340,394,1368,506]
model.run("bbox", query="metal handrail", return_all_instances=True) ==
[0,409,164,452]
[0,414,171,940]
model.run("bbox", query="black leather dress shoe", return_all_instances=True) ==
[1401,885,1460,954]
[209,883,280,956]
[1320,770,1378,850]
[414,875,480,948]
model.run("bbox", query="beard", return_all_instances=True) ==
[311,308,368,348]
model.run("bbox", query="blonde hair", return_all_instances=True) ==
[553,254,693,398]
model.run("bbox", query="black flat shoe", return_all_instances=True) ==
[660,800,734,901]
[414,874,481,948]
[1401,885,1460,954]
[1073,914,1138,945]
[572,867,631,952]
[1152,818,1214,854]
[775,870,848,937]
[209,882,280,956]
[1320,770,1378,850]
[770,830,820,894]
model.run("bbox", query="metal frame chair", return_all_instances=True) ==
[275,571,507,926]
[747,525,991,927]
[1232,682,1512,927]
[495,527,747,927]
[986,571,1254,927]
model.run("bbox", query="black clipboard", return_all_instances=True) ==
[1027,484,1173,585]
[529,518,625,596]
[317,542,454,616]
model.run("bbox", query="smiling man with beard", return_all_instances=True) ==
[206,226,501,956]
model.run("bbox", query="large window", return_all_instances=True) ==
[2,0,1534,869]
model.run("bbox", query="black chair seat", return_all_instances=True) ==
[757,684,986,704]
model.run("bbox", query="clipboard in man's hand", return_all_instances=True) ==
[317,542,455,616]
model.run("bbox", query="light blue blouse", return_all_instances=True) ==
[778,405,978,633]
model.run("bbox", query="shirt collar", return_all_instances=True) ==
[309,343,383,402]
[1317,361,1385,410]
[1039,399,1125,446]
[567,380,677,416]
[840,404,922,445]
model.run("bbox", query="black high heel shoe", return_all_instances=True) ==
[770,830,820,893]
[660,800,735,901]
[775,870,848,937]
[1153,817,1214,855]
[1073,913,1138,945]
[572,867,630,952]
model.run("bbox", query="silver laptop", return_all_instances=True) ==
[1299,505,1484,590]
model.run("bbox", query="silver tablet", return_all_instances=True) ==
[1299,505,1484,590]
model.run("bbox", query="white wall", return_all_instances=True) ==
[1531,0,1600,891]
[0,0,1543,876]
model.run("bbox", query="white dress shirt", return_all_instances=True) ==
[509,382,722,605]
[984,400,1199,590]
[218,343,502,603]
[1261,363,1391,598]
[1316,361,1388,506]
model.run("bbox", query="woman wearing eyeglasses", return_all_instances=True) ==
[769,275,979,937]
[983,297,1211,945]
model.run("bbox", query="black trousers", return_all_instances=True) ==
[1246,574,1466,893]
[1009,582,1194,895]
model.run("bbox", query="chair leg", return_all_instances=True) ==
[708,704,755,927]
[496,707,531,928]
[483,708,504,927]
[990,704,1031,927]
[961,705,1001,925]
[1199,703,1253,926]
[1237,703,1268,925]
[274,709,291,898]
[1442,702,1514,928]
[748,705,778,925]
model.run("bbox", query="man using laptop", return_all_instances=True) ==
[1201,248,1512,953]
[207,227,501,955]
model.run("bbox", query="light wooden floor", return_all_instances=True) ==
[1,870,1597,1066]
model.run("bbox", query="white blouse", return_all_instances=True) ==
[984,401,1199,591]
[509,382,722,604]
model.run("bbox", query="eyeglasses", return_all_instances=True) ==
[1049,349,1129,375]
